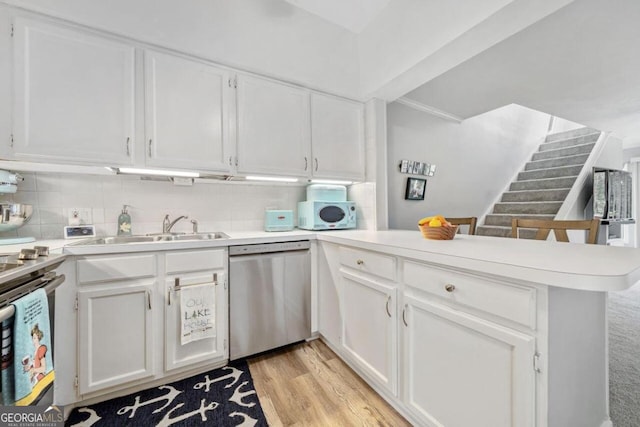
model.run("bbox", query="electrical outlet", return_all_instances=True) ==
[67,208,93,226]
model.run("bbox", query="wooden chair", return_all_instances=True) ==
[446,217,478,235]
[511,218,600,244]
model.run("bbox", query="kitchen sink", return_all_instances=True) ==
[72,232,229,245]
[169,232,229,241]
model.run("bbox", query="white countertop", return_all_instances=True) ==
[318,230,640,292]
[0,239,69,255]
[8,229,640,292]
[61,230,316,255]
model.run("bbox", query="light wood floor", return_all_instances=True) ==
[248,339,411,427]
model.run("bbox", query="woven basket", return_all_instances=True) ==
[419,224,458,240]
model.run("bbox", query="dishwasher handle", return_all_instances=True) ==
[229,240,310,256]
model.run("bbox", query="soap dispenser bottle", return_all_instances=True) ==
[118,205,132,236]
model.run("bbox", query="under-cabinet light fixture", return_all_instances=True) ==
[310,179,354,185]
[116,167,200,178]
[245,175,299,183]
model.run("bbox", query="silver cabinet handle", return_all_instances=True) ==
[402,304,408,326]
[167,287,171,306]
[385,295,391,318]
[356,259,364,265]
[314,157,318,171]
[304,157,308,171]
[126,137,130,156]
[147,290,152,310]
[148,139,153,157]
[229,156,232,166]
[445,284,456,293]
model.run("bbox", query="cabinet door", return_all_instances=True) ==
[164,271,227,371]
[145,50,232,172]
[403,295,535,427]
[311,93,365,181]
[78,282,154,395]
[236,74,311,177]
[12,17,135,165]
[342,271,397,395]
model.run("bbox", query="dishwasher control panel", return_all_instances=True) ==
[229,240,310,256]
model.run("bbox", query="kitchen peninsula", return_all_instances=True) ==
[54,229,640,427]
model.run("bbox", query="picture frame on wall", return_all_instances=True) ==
[405,177,426,200]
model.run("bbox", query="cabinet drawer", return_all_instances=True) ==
[403,260,536,329]
[78,254,156,284]
[339,246,396,281]
[165,249,226,274]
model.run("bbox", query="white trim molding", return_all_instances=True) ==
[395,97,463,123]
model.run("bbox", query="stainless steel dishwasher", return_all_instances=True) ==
[229,240,311,360]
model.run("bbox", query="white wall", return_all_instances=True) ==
[549,116,584,134]
[357,0,512,98]
[1,0,360,98]
[386,102,549,230]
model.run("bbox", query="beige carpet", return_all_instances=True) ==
[608,284,640,427]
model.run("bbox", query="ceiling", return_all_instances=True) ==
[284,0,391,33]
[401,0,640,147]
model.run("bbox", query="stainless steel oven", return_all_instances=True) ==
[0,248,66,406]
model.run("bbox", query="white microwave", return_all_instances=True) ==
[297,201,356,230]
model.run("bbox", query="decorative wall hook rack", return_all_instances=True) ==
[398,159,436,176]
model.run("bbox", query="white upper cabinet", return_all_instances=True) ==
[9,15,365,179]
[12,17,135,165]
[236,74,311,177]
[144,50,232,172]
[311,93,365,181]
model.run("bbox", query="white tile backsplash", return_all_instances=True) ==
[0,172,377,239]
[0,173,381,239]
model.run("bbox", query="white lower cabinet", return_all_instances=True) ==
[164,270,226,371]
[402,294,536,427]
[77,281,154,395]
[341,271,397,395]
[318,243,540,427]
[74,249,228,399]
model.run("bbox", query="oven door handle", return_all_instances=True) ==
[0,274,65,323]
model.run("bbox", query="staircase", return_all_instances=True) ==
[476,127,601,239]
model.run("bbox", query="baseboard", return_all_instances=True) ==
[600,419,613,427]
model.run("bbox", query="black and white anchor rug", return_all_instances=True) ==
[65,360,268,426]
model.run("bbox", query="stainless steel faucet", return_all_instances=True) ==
[163,214,188,233]
[190,219,198,233]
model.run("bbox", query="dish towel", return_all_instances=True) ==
[1,317,15,405]
[180,283,216,345]
[11,289,55,406]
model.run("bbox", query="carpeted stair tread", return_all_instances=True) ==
[544,127,600,142]
[509,176,578,191]
[539,133,600,151]
[518,165,583,181]
[476,225,539,239]
[484,214,556,227]
[524,153,591,171]
[476,225,513,238]
[532,142,596,161]
[493,201,563,215]
[501,188,570,202]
